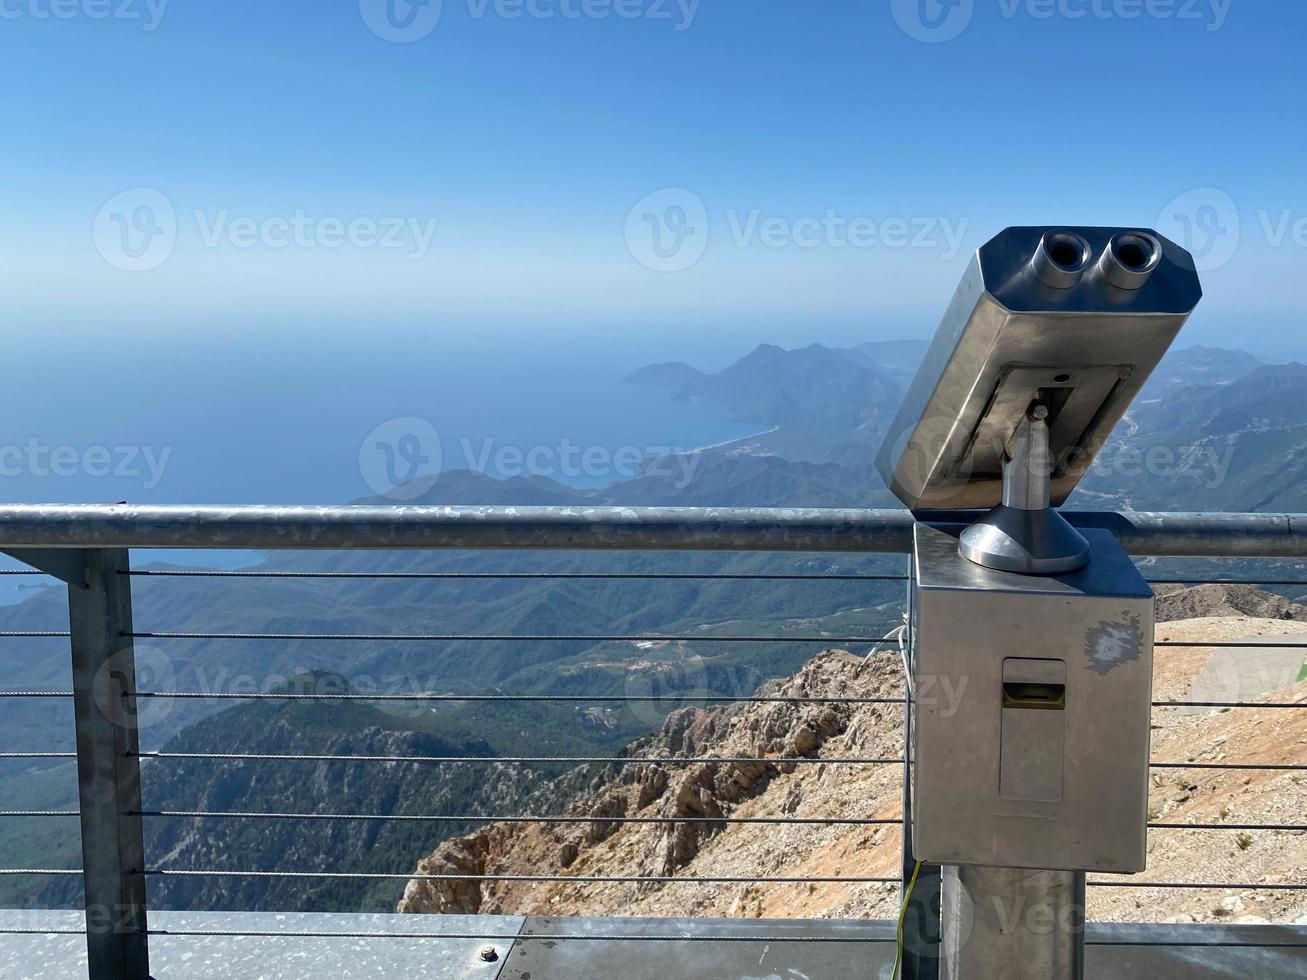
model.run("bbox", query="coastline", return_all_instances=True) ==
[685,425,780,454]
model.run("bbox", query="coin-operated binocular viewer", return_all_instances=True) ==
[877,227,1202,980]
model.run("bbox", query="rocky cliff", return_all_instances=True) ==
[399,587,1307,926]
[1155,582,1307,623]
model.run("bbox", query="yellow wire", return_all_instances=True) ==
[891,860,923,980]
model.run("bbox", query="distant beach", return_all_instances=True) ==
[686,425,780,454]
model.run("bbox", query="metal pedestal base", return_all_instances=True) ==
[941,866,1086,980]
[956,407,1090,575]
[958,504,1091,575]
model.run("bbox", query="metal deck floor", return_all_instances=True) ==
[1,911,1303,979]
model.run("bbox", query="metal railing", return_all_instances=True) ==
[0,504,1305,979]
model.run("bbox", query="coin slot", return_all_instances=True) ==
[1002,682,1066,710]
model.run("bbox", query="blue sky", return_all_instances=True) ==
[1,0,1305,354]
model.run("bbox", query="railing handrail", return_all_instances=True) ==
[2,504,1307,556]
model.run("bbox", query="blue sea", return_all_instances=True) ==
[0,330,755,601]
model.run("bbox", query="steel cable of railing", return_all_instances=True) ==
[141,869,901,884]
[127,631,900,643]
[123,811,1307,832]
[4,809,1305,832]
[7,691,1307,711]
[124,570,911,581]
[0,869,81,875]
[130,751,906,765]
[0,866,1302,894]
[133,811,901,826]
[120,629,1307,650]
[121,568,1307,588]
[126,751,1307,771]
[2,867,1294,892]
[0,925,1300,948]
[130,692,909,706]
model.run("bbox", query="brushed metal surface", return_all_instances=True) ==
[0,911,1300,979]
[942,867,1085,980]
[2,504,1307,557]
[0,911,523,979]
[876,225,1202,510]
[67,549,150,980]
[958,505,1091,574]
[501,916,894,980]
[910,523,1154,872]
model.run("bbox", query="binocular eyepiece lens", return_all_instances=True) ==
[1032,231,1092,288]
[1114,237,1153,270]
[1099,232,1162,289]
[1047,237,1085,270]
[1032,230,1163,291]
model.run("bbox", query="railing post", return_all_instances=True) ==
[68,548,150,979]
[901,579,940,980]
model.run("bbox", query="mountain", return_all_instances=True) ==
[398,593,1307,926]
[1155,583,1307,623]
[610,453,891,506]
[623,361,707,392]
[625,343,908,465]
[7,671,604,913]
[398,648,906,918]
[139,672,573,913]
[1075,362,1307,511]
[625,342,1273,475]
[1137,346,1265,399]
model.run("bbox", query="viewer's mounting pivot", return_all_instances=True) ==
[957,404,1091,574]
